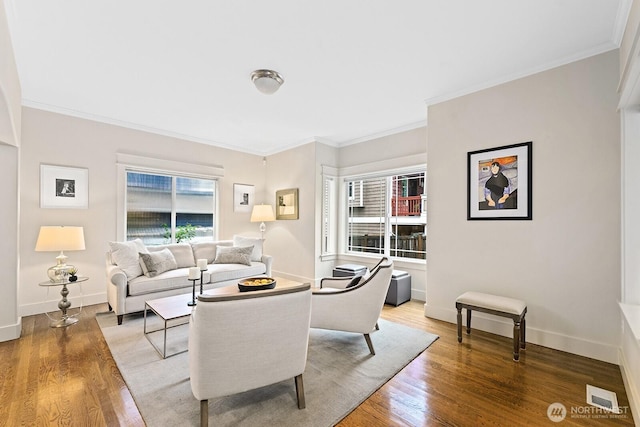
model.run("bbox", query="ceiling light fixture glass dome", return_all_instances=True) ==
[251,69,284,95]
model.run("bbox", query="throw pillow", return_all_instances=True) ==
[191,242,217,264]
[232,235,263,262]
[148,243,195,268]
[139,249,178,277]
[109,239,148,279]
[213,245,254,266]
[346,276,362,288]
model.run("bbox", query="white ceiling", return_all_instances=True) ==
[4,0,631,155]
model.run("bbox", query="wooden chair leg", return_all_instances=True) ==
[294,374,306,409]
[364,333,375,355]
[200,400,208,427]
[117,314,123,325]
[456,306,462,343]
[513,321,521,362]
[375,322,379,330]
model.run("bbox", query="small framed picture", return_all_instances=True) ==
[40,164,89,209]
[233,183,254,213]
[276,188,299,220]
[467,141,532,220]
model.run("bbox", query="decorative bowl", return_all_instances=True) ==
[238,277,276,292]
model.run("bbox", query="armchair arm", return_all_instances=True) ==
[319,276,357,289]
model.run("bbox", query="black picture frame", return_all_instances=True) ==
[467,141,532,220]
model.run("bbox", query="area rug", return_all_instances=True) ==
[96,311,438,427]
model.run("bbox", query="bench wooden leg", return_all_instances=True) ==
[466,308,472,334]
[456,307,462,343]
[521,317,526,349]
[513,320,521,361]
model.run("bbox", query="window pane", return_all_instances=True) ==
[126,172,172,245]
[126,172,216,245]
[390,173,426,260]
[347,177,386,255]
[176,177,215,243]
[344,171,426,261]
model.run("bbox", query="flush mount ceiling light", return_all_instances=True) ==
[251,69,284,95]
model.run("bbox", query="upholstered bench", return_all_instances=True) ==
[455,291,527,361]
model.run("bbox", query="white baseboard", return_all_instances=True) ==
[618,348,640,425]
[424,303,619,364]
[0,317,22,342]
[20,291,107,317]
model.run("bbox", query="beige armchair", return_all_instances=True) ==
[188,282,312,427]
[311,257,393,355]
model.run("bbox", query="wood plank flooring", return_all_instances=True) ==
[0,301,634,426]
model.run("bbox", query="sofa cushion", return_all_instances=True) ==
[148,243,195,268]
[109,239,148,279]
[139,249,178,277]
[191,241,219,264]
[128,262,267,296]
[233,235,263,262]
[213,245,253,266]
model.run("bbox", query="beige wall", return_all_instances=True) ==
[0,1,21,147]
[265,143,317,282]
[19,108,266,316]
[426,50,621,362]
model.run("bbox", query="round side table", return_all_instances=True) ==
[38,276,88,328]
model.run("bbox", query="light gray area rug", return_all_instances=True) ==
[96,311,438,427]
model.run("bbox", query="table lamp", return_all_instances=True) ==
[250,204,275,239]
[35,226,86,283]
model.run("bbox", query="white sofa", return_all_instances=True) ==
[106,237,272,324]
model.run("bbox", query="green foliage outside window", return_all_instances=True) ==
[162,223,196,243]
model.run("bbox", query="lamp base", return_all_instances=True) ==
[50,316,79,328]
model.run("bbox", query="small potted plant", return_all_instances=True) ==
[67,267,78,282]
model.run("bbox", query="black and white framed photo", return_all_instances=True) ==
[233,183,254,213]
[467,141,532,220]
[40,164,89,209]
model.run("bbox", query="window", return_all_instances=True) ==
[126,171,217,245]
[345,171,426,260]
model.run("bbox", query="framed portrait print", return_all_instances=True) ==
[276,188,299,220]
[233,183,254,213]
[40,164,89,209]
[467,141,532,220]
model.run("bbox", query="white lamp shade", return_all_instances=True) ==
[35,226,86,252]
[251,204,276,222]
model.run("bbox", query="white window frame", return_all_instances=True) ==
[116,153,224,242]
[326,154,427,263]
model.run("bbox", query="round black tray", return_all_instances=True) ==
[238,277,276,292]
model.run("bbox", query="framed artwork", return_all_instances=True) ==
[467,141,532,220]
[276,188,299,220]
[233,183,254,213]
[40,164,89,209]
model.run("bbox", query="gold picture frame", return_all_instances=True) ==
[276,188,299,220]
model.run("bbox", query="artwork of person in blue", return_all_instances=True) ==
[484,161,510,209]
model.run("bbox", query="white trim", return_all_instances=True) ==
[613,0,634,47]
[427,44,618,107]
[339,154,427,181]
[0,316,21,342]
[424,304,619,364]
[116,153,224,178]
[619,344,640,423]
[620,303,640,341]
[336,121,427,148]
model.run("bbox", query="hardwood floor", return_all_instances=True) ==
[0,301,634,426]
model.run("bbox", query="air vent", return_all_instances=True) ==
[586,384,620,413]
